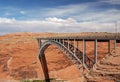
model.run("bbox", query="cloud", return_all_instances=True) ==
[42,4,89,17]
[0,17,119,35]
[0,18,16,23]
[21,2,120,23]
[20,11,26,14]
[0,2,120,22]
[0,1,120,34]
[45,17,76,23]
[73,9,120,22]
[99,0,120,5]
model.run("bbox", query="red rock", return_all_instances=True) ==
[0,32,119,81]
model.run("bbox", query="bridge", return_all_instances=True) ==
[37,32,120,82]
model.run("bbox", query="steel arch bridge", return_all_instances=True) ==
[37,33,120,82]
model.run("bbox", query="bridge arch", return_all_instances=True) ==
[38,40,94,81]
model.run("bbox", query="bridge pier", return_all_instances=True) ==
[94,39,97,64]
[74,39,77,55]
[114,39,117,50]
[83,39,86,66]
[38,39,42,48]
[108,40,110,55]
[68,39,70,50]
[63,39,64,45]
[82,39,86,75]
[39,53,50,82]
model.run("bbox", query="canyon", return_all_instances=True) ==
[0,32,120,82]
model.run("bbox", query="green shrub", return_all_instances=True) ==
[32,80,45,82]
[21,79,46,82]
[21,79,31,82]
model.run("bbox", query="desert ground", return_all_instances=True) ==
[0,32,120,82]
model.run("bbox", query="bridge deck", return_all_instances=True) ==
[37,32,120,40]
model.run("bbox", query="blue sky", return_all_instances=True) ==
[0,0,120,34]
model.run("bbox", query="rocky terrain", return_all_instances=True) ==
[86,47,120,82]
[0,32,119,82]
[0,32,81,81]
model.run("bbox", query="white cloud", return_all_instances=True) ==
[45,17,76,23]
[1,2,120,23]
[73,9,120,22]
[29,3,120,23]
[42,4,88,17]
[0,1,120,34]
[99,0,120,5]
[0,17,119,35]
[20,11,26,14]
[0,18,16,23]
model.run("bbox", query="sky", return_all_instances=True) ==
[0,0,120,34]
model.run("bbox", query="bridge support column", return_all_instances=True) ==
[63,39,64,45]
[68,39,70,50]
[114,39,117,50]
[39,54,50,82]
[108,40,110,55]
[94,39,97,64]
[38,39,42,48]
[74,39,76,55]
[83,39,86,66]
[82,39,86,75]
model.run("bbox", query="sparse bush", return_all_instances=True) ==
[33,80,46,82]
[21,79,46,82]
[21,79,31,82]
